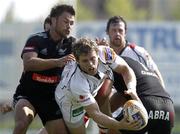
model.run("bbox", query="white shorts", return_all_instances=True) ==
[55,92,86,128]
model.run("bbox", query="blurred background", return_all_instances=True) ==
[0,0,180,133]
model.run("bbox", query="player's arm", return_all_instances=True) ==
[23,52,75,71]
[98,46,139,100]
[0,102,13,114]
[85,102,141,130]
[112,56,139,101]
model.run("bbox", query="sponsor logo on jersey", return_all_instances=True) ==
[141,70,157,77]
[32,73,59,83]
[148,110,170,120]
[72,107,84,117]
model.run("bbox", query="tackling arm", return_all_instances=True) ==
[23,52,75,71]
[112,57,139,101]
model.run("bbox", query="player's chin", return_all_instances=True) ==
[113,40,121,46]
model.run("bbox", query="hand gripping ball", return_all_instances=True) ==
[123,100,148,130]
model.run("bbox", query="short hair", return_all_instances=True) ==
[73,38,98,60]
[43,16,51,30]
[50,4,75,18]
[106,16,127,32]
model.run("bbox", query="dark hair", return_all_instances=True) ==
[43,16,51,30]
[73,38,98,60]
[106,16,127,32]
[50,4,75,18]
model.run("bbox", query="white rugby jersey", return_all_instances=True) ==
[55,46,123,107]
[120,44,158,72]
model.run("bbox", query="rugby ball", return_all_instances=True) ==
[123,100,148,130]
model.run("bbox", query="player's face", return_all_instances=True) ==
[107,21,126,47]
[77,50,99,75]
[53,12,75,38]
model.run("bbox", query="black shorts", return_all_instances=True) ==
[116,96,175,134]
[13,84,63,125]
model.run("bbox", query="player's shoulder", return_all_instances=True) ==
[126,42,147,54]
[27,31,48,41]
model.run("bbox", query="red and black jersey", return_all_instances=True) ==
[114,57,171,100]
[19,31,75,90]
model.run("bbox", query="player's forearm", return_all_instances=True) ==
[90,111,122,130]
[114,65,136,91]
[23,57,60,71]
[86,103,122,130]
[123,67,137,91]
[115,65,139,100]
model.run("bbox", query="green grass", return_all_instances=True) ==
[0,112,42,130]
[1,109,180,133]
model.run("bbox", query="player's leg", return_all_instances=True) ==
[45,119,68,134]
[55,93,86,134]
[60,106,86,134]
[109,91,128,113]
[65,119,86,134]
[13,98,36,134]
[37,96,68,134]
[36,127,48,134]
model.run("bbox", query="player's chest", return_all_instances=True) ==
[86,67,109,95]
[38,42,71,58]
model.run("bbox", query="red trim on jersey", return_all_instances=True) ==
[128,43,136,49]
[79,95,85,100]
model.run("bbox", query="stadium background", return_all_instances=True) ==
[0,0,180,133]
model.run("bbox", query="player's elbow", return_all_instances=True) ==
[23,60,34,71]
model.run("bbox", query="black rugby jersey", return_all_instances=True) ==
[19,31,75,89]
[113,57,171,99]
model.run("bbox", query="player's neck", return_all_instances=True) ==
[110,43,125,54]
[49,30,63,42]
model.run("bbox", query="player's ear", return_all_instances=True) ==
[51,17,56,26]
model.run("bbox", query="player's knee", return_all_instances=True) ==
[14,120,30,133]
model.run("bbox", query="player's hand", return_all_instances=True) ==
[0,103,12,114]
[57,54,75,67]
[95,37,109,46]
[118,115,142,130]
